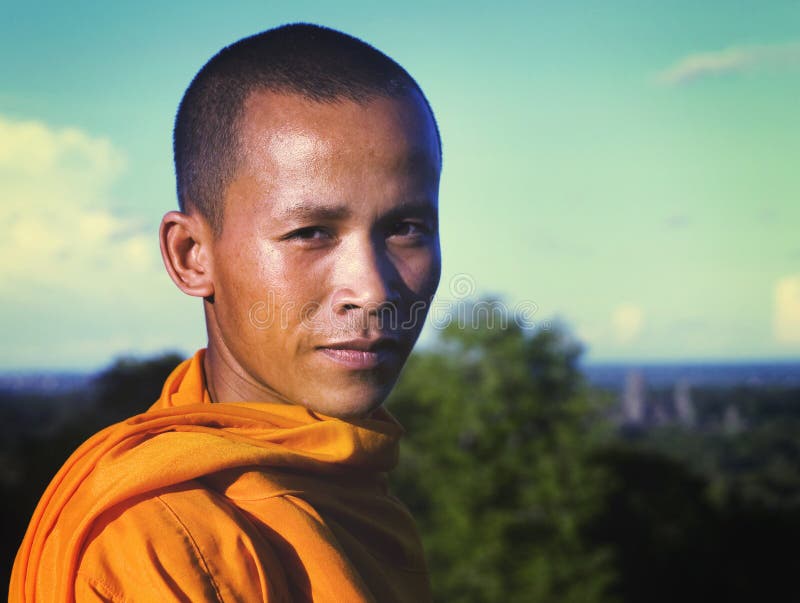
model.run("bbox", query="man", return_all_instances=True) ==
[11,23,441,602]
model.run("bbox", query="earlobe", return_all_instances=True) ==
[159,210,215,298]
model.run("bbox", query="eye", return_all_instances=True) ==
[390,221,429,239]
[284,226,332,242]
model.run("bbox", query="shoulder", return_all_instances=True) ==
[76,481,290,602]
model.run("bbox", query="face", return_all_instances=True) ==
[204,90,441,418]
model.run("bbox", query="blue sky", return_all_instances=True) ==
[2,1,799,369]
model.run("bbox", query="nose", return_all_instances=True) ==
[330,235,400,320]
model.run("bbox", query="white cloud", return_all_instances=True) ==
[612,303,644,344]
[655,42,800,86]
[0,115,156,292]
[0,114,207,369]
[774,275,800,344]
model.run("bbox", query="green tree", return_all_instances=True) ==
[388,303,616,602]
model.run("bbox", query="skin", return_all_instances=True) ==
[160,90,441,419]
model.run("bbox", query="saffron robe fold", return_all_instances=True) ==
[10,349,431,602]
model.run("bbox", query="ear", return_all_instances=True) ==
[159,210,215,298]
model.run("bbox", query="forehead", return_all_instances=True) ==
[236,90,441,177]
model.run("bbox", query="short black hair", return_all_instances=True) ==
[173,23,440,233]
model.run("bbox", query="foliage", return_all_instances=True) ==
[598,382,800,602]
[626,384,800,509]
[387,308,617,602]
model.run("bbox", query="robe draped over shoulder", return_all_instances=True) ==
[10,349,431,602]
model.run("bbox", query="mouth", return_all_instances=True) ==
[316,337,402,370]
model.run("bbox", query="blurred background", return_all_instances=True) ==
[1,1,799,601]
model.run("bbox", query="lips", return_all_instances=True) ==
[317,337,401,370]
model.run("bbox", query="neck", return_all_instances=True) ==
[203,343,294,405]
[203,307,292,405]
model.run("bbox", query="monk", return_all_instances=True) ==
[10,23,441,602]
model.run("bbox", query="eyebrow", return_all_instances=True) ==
[276,202,353,222]
[275,199,437,223]
[381,200,437,223]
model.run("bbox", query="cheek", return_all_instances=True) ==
[214,243,283,335]
[253,250,332,335]
[398,246,442,299]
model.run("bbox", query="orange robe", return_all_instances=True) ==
[10,349,431,602]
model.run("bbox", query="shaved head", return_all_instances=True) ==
[173,23,440,234]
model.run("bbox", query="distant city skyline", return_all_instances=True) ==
[2,1,799,369]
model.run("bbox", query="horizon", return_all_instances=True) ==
[2,350,799,375]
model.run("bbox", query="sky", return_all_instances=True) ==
[1,0,799,369]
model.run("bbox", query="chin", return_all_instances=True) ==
[298,358,403,419]
[303,384,393,420]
